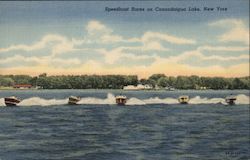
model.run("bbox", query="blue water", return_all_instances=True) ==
[0,90,249,160]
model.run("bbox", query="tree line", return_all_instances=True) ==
[143,74,250,90]
[0,73,249,89]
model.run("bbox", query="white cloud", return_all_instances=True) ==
[123,53,158,61]
[0,55,42,65]
[166,50,248,63]
[100,34,124,43]
[97,48,122,64]
[84,20,196,45]
[97,47,158,64]
[0,20,193,60]
[197,45,249,52]
[0,19,248,78]
[0,34,79,56]
[117,41,169,52]
[51,40,75,56]
[0,34,68,53]
[188,51,248,61]
[86,20,111,35]
[210,19,249,44]
[0,54,81,68]
[142,31,196,45]
[85,20,127,44]
[93,43,248,67]
[141,41,169,51]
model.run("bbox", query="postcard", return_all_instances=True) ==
[0,0,249,159]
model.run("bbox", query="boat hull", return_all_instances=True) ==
[179,101,188,104]
[68,101,79,105]
[226,99,236,105]
[178,96,189,104]
[116,98,127,105]
[4,97,21,106]
[225,96,236,105]
[68,96,81,105]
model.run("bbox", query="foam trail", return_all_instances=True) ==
[126,97,178,105]
[0,98,5,107]
[19,97,68,106]
[144,97,178,104]
[235,94,250,105]
[0,94,249,106]
[78,93,116,105]
[125,94,249,105]
[189,96,226,105]
[127,98,146,105]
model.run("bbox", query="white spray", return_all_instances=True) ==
[0,93,249,107]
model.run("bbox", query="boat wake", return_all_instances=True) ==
[20,97,68,106]
[0,93,249,107]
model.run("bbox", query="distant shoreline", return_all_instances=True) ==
[1,74,249,90]
[0,88,249,91]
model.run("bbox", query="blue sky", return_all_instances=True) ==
[0,1,249,78]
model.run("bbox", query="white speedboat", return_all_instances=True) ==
[68,96,81,105]
[225,95,237,105]
[178,95,189,104]
[4,96,21,106]
[115,95,127,105]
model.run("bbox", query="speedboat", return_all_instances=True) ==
[4,96,21,106]
[115,95,127,105]
[178,95,189,104]
[225,95,237,105]
[68,96,81,105]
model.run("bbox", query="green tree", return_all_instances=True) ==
[0,77,14,86]
[39,73,47,78]
[157,77,169,87]
[149,74,166,81]
[232,78,246,89]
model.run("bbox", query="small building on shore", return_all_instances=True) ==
[144,84,153,90]
[165,86,176,91]
[196,86,208,90]
[123,85,138,90]
[13,84,32,89]
[123,84,153,90]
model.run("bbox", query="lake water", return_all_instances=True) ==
[0,90,249,160]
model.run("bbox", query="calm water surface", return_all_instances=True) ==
[0,90,249,160]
